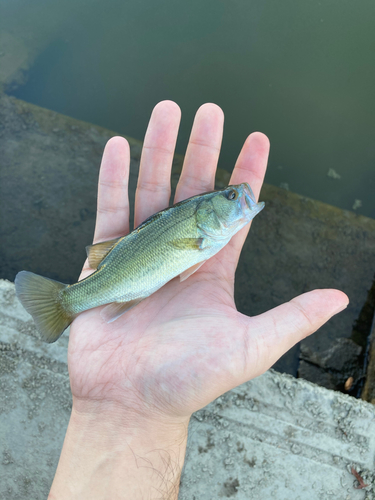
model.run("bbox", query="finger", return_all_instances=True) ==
[79,136,130,280]
[230,131,269,200]
[239,289,349,381]
[229,132,269,254]
[206,132,269,281]
[135,101,181,227]
[174,103,224,203]
[93,136,130,243]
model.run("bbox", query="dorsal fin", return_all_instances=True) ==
[85,237,123,269]
[135,211,164,232]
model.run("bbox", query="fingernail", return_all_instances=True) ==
[333,301,349,315]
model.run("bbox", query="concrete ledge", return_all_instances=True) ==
[1,279,374,499]
[182,371,375,499]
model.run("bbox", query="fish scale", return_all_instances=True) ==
[15,183,264,342]
[64,207,203,312]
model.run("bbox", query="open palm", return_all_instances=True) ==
[68,101,348,424]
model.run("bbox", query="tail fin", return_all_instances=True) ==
[15,271,73,343]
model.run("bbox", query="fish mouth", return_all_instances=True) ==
[242,183,265,216]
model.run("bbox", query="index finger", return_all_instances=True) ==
[207,132,269,282]
[229,132,270,255]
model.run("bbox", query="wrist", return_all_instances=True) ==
[49,399,190,500]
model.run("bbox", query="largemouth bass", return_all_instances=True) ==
[15,183,264,343]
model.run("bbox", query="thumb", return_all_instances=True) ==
[239,289,349,381]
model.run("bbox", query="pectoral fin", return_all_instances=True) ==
[86,237,123,269]
[180,261,207,282]
[100,298,143,323]
[170,238,205,250]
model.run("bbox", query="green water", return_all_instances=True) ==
[3,0,375,218]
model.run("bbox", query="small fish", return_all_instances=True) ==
[15,183,264,343]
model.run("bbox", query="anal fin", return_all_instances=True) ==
[100,298,143,323]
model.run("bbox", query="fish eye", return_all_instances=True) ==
[227,189,238,200]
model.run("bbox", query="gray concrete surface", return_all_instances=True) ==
[1,92,375,387]
[1,279,374,499]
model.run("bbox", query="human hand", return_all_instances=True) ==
[49,101,348,499]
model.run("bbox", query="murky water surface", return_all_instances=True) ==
[4,0,375,217]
